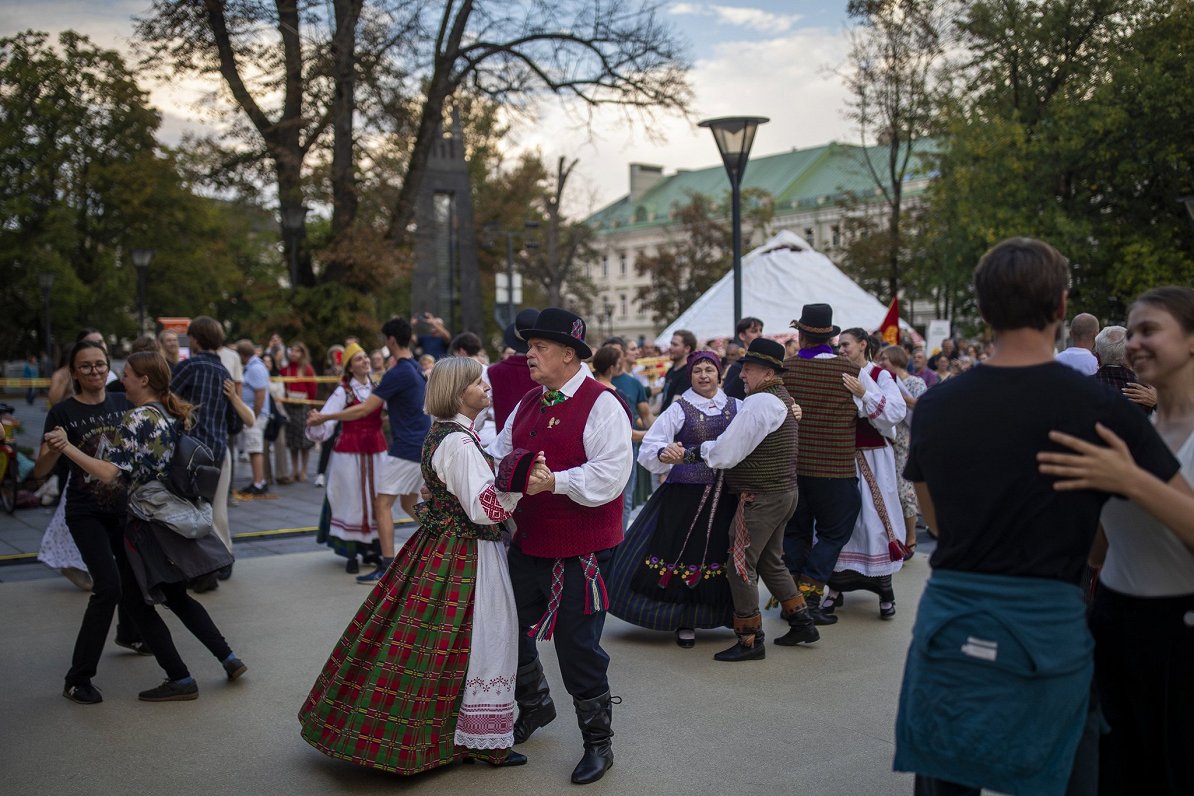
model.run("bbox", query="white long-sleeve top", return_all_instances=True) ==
[698,387,789,470]
[432,414,521,524]
[306,378,373,443]
[639,388,741,475]
[852,364,907,440]
[487,366,633,507]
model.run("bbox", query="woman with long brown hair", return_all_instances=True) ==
[46,352,246,702]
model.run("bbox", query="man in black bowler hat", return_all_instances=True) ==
[780,303,863,624]
[488,307,632,785]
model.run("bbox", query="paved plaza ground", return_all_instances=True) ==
[0,394,925,794]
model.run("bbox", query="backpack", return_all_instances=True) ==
[146,403,221,502]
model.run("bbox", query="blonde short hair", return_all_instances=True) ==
[424,357,483,419]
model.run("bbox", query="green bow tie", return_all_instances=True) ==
[541,389,567,408]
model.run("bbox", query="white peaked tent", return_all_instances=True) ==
[654,230,914,347]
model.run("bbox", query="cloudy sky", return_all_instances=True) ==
[1,1,857,215]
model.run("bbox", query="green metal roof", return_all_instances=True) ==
[586,140,937,233]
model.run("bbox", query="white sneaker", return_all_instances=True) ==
[314,474,325,487]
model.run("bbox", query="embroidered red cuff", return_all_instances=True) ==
[867,396,887,421]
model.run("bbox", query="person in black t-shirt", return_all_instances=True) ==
[32,341,132,705]
[660,330,695,412]
[893,238,1181,795]
[723,317,764,401]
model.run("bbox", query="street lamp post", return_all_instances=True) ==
[37,270,55,363]
[281,204,309,289]
[603,299,614,337]
[699,116,769,337]
[486,221,539,327]
[131,248,155,333]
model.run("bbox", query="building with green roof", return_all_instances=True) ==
[579,140,935,342]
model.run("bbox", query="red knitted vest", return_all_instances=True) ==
[487,355,538,430]
[509,377,624,558]
[855,365,890,450]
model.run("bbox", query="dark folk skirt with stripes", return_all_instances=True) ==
[607,482,735,631]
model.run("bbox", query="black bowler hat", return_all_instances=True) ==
[790,303,840,339]
[502,308,539,354]
[739,338,787,372]
[520,307,592,360]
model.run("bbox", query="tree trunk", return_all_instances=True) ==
[330,0,361,236]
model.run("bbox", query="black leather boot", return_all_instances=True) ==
[570,691,615,784]
[512,657,556,744]
[774,596,820,646]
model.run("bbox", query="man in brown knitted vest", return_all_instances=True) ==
[781,304,863,625]
[684,338,819,662]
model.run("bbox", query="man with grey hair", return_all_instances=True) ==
[1094,325,1157,413]
[1055,312,1100,375]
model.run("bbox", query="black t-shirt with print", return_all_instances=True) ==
[904,362,1180,585]
[45,394,132,516]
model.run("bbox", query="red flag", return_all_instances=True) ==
[879,298,900,346]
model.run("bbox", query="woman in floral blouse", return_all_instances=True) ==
[45,351,246,702]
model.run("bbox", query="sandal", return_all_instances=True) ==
[903,543,917,561]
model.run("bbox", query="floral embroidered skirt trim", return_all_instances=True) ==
[298,527,515,774]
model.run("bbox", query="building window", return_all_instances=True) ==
[601,254,609,279]
[831,225,841,247]
[619,252,627,276]
[804,227,815,246]
[620,294,628,318]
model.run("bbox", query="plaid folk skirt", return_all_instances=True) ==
[298,526,509,774]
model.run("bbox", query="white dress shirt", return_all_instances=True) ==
[698,385,789,470]
[639,388,741,475]
[487,367,633,507]
[432,414,521,524]
[852,365,907,439]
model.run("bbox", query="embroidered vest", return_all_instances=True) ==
[334,381,387,455]
[487,355,539,431]
[669,396,737,485]
[782,354,861,478]
[725,382,799,493]
[855,365,890,450]
[509,378,626,557]
[416,421,502,542]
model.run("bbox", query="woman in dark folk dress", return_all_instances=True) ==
[607,351,740,647]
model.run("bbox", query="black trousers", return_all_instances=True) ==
[1091,585,1194,795]
[783,475,861,584]
[508,544,613,701]
[114,545,233,682]
[64,511,128,687]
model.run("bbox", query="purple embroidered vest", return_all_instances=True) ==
[668,396,737,484]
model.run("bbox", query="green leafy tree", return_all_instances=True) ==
[0,31,268,359]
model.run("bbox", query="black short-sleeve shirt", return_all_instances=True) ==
[44,394,132,517]
[904,362,1179,584]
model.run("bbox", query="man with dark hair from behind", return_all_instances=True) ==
[450,332,484,360]
[724,317,764,401]
[893,237,1180,795]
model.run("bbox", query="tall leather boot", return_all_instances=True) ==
[512,657,556,744]
[713,613,766,662]
[774,595,820,646]
[571,691,615,784]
